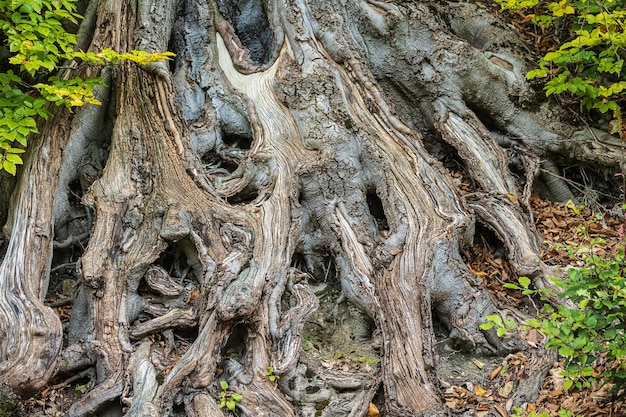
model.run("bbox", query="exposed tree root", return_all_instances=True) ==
[1,0,623,416]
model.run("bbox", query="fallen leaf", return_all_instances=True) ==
[473,385,491,396]
[499,381,514,398]
[526,328,540,347]
[366,403,380,417]
[488,366,502,380]
[470,358,485,369]
[549,389,563,397]
[185,288,200,303]
[494,404,508,417]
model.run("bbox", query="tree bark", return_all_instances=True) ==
[0,0,621,416]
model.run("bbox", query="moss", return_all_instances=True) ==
[0,403,14,417]
[0,385,16,417]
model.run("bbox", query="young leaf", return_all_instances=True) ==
[518,276,531,289]
[226,399,236,411]
[503,283,521,290]
[563,379,574,391]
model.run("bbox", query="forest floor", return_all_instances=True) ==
[13,191,626,417]
[440,190,626,417]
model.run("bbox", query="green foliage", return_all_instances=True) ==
[0,0,174,174]
[540,236,626,390]
[480,313,517,336]
[332,351,379,364]
[217,380,243,412]
[493,0,626,128]
[511,406,582,417]
[266,365,280,382]
[491,204,626,391]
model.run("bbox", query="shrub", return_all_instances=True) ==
[485,204,626,391]
[493,0,626,133]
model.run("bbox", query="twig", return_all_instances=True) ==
[50,367,95,390]
[51,262,76,273]
[46,298,75,308]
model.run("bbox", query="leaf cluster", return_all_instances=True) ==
[266,365,280,382]
[494,0,626,130]
[537,236,626,391]
[217,380,243,412]
[511,406,582,417]
[0,0,174,174]
[487,205,626,392]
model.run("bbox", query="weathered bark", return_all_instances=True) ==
[0,0,621,416]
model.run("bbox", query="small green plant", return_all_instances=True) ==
[511,407,582,417]
[332,351,379,364]
[535,242,626,390]
[266,365,280,383]
[356,356,379,364]
[493,0,626,133]
[217,380,242,412]
[480,313,517,336]
[503,275,552,313]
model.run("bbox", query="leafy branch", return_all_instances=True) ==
[0,0,174,174]
[494,0,626,133]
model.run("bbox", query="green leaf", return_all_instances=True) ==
[220,380,228,390]
[226,399,236,411]
[5,153,22,164]
[75,384,88,394]
[563,379,574,391]
[580,366,595,377]
[503,283,521,290]
[586,315,598,328]
[231,393,242,402]
[518,276,532,289]
[480,322,494,330]
[3,159,17,175]
[559,345,575,357]
[486,314,504,327]
[605,328,617,340]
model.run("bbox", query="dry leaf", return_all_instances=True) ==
[473,386,491,396]
[488,366,502,380]
[499,381,514,398]
[526,328,540,347]
[470,358,485,369]
[366,403,381,417]
[494,404,508,417]
[185,288,200,303]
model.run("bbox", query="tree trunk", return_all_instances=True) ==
[0,0,621,416]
